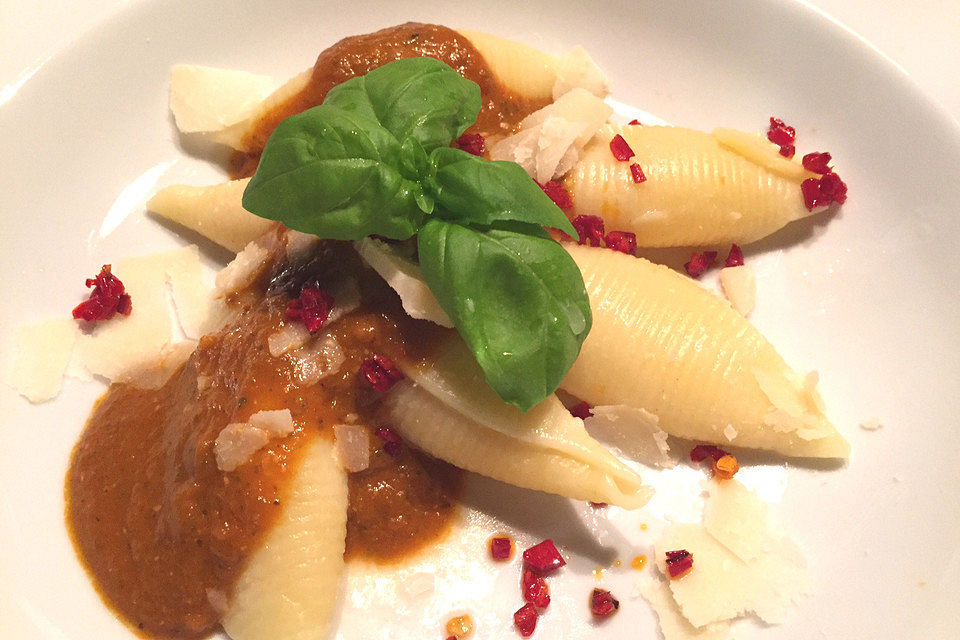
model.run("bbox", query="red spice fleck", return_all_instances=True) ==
[572,215,605,247]
[629,163,647,184]
[569,400,593,420]
[537,180,573,212]
[361,354,403,392]
[766,117,796,147]
[455,132,486,156]
[778,144,796,159]
[522,539,566,574]
[375,426,403,457]
[802,151,832,174]
[522,569,551,609]
[819,172,848,204]
[690,444,730,463]
[513,603,538,637]
[665,549,694,579]
[683,251,717,278]
[72,265,132,322]
[609,134,635,161]
[285,286,334,333]
[446,637,457,640]
[801,178,823,210]
[590,588,620,617]
[628,119,643,126]
[589,502,608,509]
[725,244,744,267]
[604,231,637,255]
[490,536,513,560]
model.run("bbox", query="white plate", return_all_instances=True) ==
[2,1,959,638]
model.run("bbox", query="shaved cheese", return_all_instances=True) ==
[552,46,609,100]
[268,322,312,357]
[10,318,78,402]
[215,423,271,472]
[325,276,361,325]
[491,88,612,183]
[125,341,196,390]
[639,578,730,640]
[164,244,209,339]
[754,367,833,441]
[214,68,312,150]
[712,128,816,183]
[703,479,783,562]
[722,424,738,441]
[214,240,270,296]
[333,424,370,472]
[169,65,276,134]
[718,266,755,316]
[584,404,674,468]
[147,179,272,253]
[355,238,453,327]
[284,230,320,262]
[287,334,345,388]
[248,409,296,436]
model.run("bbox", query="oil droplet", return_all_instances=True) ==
[446,613,474,638]
[631,554,648,570]
[592,567,605,581]
[640,523,648,531]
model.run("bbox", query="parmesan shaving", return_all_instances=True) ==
[164,244,209,339]
[287,335,345,388]
[333,424,371,472]
[703,479,784,562]
[639,578,730,640]
[491,88,612,183]
[552,46,609,100]
[125,341,196,390]
[268,322,312,358]
[10,318,78,402]
[147,179,272,253]
[718,265,755,316]
[170,65,276,134]
[754,367,832,440]
[355,238,453,327]
[583,404,674,468]
[248,409,296,436]
[214,240,270,296]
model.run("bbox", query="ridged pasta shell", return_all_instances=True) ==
[564,125,822,246]
[222,436,347,640]
[562,245,849,458]
[383,336,652,508]
[457,29,560,101]
[147,178,271,253]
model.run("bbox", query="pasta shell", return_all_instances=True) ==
[222,436,347,640]
[147,178,271,253]
[561,245,849,458]
[382,335,652,508]
[564,125,822,246]
[457,29,560,101]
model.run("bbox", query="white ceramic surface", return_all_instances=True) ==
[2,1,959,639]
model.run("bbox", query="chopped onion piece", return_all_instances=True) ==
[333,424,371,472]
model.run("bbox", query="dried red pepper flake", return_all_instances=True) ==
[604,231,637,255]
[455,132,486,157]
[522,569,551,609]
[536,180,573,212]
[590,588,620,617]
[609,134,635,161]
[361,354,403,392]
[629,163,647,184]
[513,603,538,637]
[627,119,643,126]
[375,426,403,457]
[713,454,740,480]
[569,400,593,420]
[72,264,133,322]
[778,143,796,159]
[689,444,730,463]
[589,502,608,509]
[802,151,832,174]
[819,171,848,204]
[725,243,744,267]
[490,536,513,560]
[522,539,566,574]
[665,549,694,579]
[683,251,717,278]
[801,177,824,210]
[766,117,796,147]
[572,215,605,247]
[285,286,335,333]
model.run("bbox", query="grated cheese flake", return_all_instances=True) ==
[169,64,276,134]
[584,404,674,468]
[639,578,730,640]
[214,423,270,472]
[248,409,296,436]
[10,318,78,402]
[718,265,756,316]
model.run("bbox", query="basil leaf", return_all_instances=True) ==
[417,219,592,411]
[324,57,481,153]
[427,147,579,238]
[242,105,424,240]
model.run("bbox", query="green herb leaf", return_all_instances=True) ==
[427,147,579,238]
[242,105,424,240]
[323,57,481,153]
[417,218,592,411]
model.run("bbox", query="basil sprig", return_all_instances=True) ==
[243,57,591,411]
